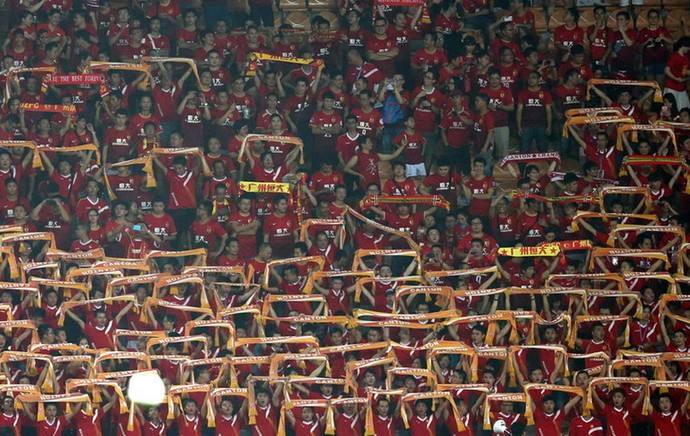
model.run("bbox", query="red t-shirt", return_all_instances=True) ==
[176,414,203,436]
[253,404,279,436]
[351,107,383,137]
[228,211,258,259]
[263,213,297,248]
[603,405,632,436]
[393,131,426,164]
[409,414,438,436]
[569,416,604,436]
[664,52,690,92]
[214,413,243,436]
[189,219,227,253]
[533,408,565,436]
[36,416,68,436]
[465,176,494,217]
[518,88,552,128]
[412,87,445,133]
[84,321,116,349]
[165,170,197,209]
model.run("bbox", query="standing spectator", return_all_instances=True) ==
[365,18,399,80]
[152,155,199,250]
[553,7,585,64]
[411,70,445,169]
[664,37,690,110]
[637,9,673,83]
[516,71,553,153]
[607,11,637,79]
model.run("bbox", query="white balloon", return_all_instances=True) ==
[128,371,166,406]
[493,419,508,434]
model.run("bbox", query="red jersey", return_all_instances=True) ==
[309,110,343,143]
[412,87,445,133]
[142,213,177,250]
[517,88,552,128]
[664,52,690,92]
[292,419,322,436]
[165,170,197,209]
[73,408,104,436]
[569,416,604,436]
[352,150,380,188]
[308,170,345,202]
[603,405,632,436]
[336,132,360,164]
[393,131,426,165]
[465,176,494,217]
[176,414,202,436]
[554,24,586,51]
[335,412,362,435]
[382,177,417,197]
[365,34,398,77]
[263,213,297,248]
[483,86,514,128]
[84,321,116,349]
[552,85,584,115]
[189,219,227,253]
[214,414,243,435]
[36,416,68,436]
[75,197,110,223]
[351,107,383,137]
[411,48,448,72]
[253,404,279,436]
[533,408,565,436]
[422,172,463,205]
[142,420,167,436]
[372,414,396,436]
[409,414,438,436]
[228,211,258,259]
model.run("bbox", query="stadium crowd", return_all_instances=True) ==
[1,0,690,435]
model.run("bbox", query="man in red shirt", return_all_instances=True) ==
[351,90,383,138]
[345,49,384,94]
[531,394,581,436]
[189,201,228,262]
[664,36,690,110]
[404,399,447,436]
[516,71,553,153]
[570,415,604,436]
[411,70,445,168]
[462,158,495,218]
[607,11,637,78]
[153,155,198,249]
[371,398,397,436]
[103,109,134,163]
[309,160,345,202]
[553,7,585,63]
[25,402,79,436]
[252,389,280,436]
[392,115,426,178]
[651,393,689,436]
[440,91,473,174]
[262,195,298,259]
[484,69,515,159]
[228,195,260,259]
[286,406,325,436]
[365,17,399,79]
[106,7,132,60]
[592,387,646,436]
[65,309,117,350]
[0,178,30,222]
[309,91,343,157]
[420,161,463,208]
